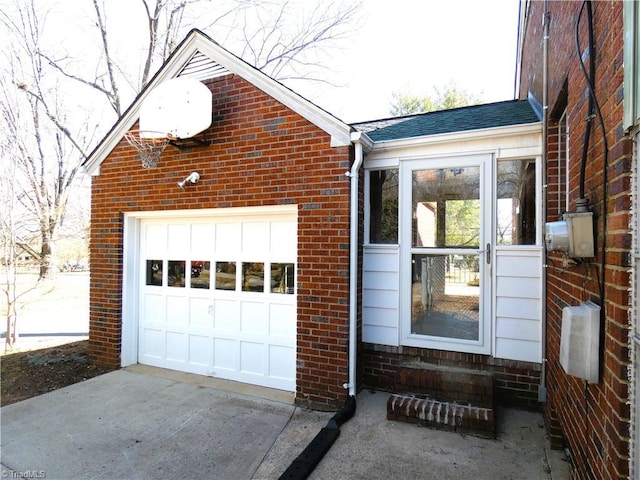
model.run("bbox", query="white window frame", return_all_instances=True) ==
[624,1,640,131]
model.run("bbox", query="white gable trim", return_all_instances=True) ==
[84,29,352,176]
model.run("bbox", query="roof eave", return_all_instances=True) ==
[369,121,543,152]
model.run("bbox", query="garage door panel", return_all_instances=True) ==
[141,329,165,359]
[191,223,215,255]
[240,341,264,375]
[166,296,189,326]
[269,303,296,337]
[242,222,268,255]
[189,297,212,329]
[139,211,296,392]
[167,224,190,254]
[214,299,240,331]
[143,294,165,325]
[189,335,211,366]
[241,301,268,335]
[144,224,167,255]
[271,222,296,257]
[216,223,241,255]
[269,345,295,380]
[213,338,237,371]
[166,331,187,362]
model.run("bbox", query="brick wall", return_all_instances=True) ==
[520,2,631,479]
[89,73,353,409]
[362,343,542,411]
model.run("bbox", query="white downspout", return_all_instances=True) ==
[344,131,368,397]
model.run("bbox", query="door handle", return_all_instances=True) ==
[486,243,491,265]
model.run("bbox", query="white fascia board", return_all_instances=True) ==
[84,31,352,176]
[369,122,543,154]
[83,46,191,176]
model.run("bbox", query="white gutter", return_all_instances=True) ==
[344,131,373,397]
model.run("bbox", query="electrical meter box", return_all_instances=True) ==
[545,221,569,252]
[545,211,594,257]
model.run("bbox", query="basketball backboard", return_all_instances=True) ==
[139,77,212,139]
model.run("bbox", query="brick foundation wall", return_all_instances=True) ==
[520,2,631,479]
[362,343,542,411]
[89,73,353,409]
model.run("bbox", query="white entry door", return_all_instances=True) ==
[400,155,493,354]
[138,210,297,391]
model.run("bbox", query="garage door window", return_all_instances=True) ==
[242,262,265,292]
[271,263,295,294]
[190,261,210,289]
[215,261,236,290]
[168,260,186,287]
[146,260,163,286]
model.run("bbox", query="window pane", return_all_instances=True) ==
[369,169,399,243]
[190,261,210,289]
[215,262,236,290]
[146,260,163,286]
[412,167,480,248]
[242,262,264,292]
[271,263,295,294]
[411,253,479,341]
[497,159,536,245]
[168,260,186,287]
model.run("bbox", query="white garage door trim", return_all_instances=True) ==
[121,205,298,392]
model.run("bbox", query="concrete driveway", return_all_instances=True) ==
[1,366,569,480]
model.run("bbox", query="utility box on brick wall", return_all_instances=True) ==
[559,301,600,383]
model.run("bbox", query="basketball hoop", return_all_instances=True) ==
[124,130,173,169]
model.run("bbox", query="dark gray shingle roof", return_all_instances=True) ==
[352,99,540,142]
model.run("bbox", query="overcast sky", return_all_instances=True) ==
[295,0,521,123]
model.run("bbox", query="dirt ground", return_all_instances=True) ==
[1,340,114,406]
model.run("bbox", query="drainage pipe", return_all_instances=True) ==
[278,396,356,480]
[344,131,367,397]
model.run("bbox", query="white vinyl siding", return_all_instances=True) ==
[362,246,400,346]
[494,248,543,362]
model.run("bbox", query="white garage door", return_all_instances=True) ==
[138,211,297,391]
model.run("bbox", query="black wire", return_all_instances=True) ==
[575,0,609,304]
[576,1,595,201]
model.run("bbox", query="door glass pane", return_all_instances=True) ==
[369,169,399,244]
[215,262,236,290]
[242,262,264,292]
[168,260,186,287]
[271,263,295,294]
[146,260,163,286]
[497,159,536,245]
[412,167,480,248]
[190,261,210,289]
[411,253,479,340]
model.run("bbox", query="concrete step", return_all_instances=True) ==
[387,363,495,438]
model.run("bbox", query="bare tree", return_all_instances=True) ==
[0,2,99,280]
[38,0,361,117]
[0,154,19,348]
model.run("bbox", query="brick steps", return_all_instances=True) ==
[386,363,495,438]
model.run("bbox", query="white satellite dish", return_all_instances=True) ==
[139,77,212,139]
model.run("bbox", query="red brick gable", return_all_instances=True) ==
[89,73,353,408]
